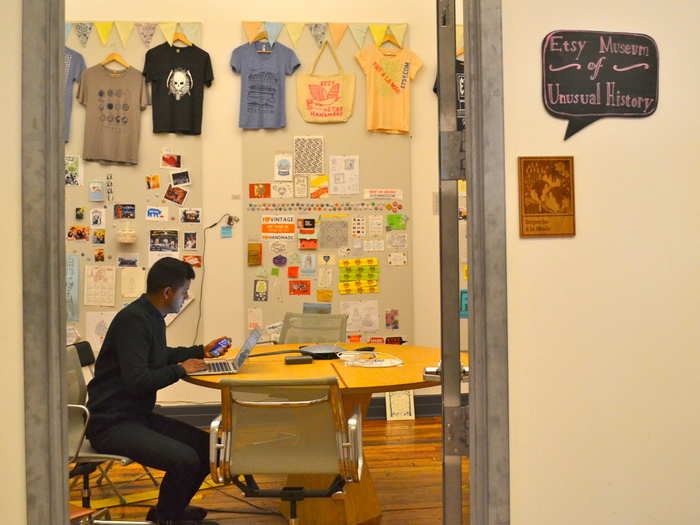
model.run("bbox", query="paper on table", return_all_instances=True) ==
[84,265,116,306]
[121,267,145,298]
[85,310,117,355]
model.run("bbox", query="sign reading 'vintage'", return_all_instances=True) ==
[542,30,659,139]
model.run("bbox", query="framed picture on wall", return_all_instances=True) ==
[518,156,575,237]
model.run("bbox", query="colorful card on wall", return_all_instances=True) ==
[146,174,161,190]
[317,289,333,302]
[385,309,400,329]
[88,181,105,201]
[249,183,271,199]
[146,206,169,221]
[287,266,300,278]
[247,243,262,266]
[309,174,329,199]
[65,155,82,186]
[160,150,182,169]
[261,215,296,240]
[164,184,188,206]
[299,254,317,275]
[114,204,136,219]
[460,289,469,318]
[386,214,407,230]
[92,229,106,244]
[253,279,269,301]
[149,230,178,252]
[351,217,367,238]
[289,280,311,295]
[180,208,201,223]
[274,153,294,181]
[182,255,202,267]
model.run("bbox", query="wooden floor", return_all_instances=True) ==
[70,417,469,524]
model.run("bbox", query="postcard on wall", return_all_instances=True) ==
[66,225,90,241]
[180,208,201,223]
[289,280,311,295]
[309,175,329,199]
[85,310,117,355]
[386,390,415,421]
[518,156,575,237]
[114,204,136,219]
[121,267,145,298]
[164,184,188,206]
[84,265,116,307]
[92,229,106,244]
[149,230,178,252]
[88,181,105,201]
[94,248,105,262]
[160,150,182,169]
[293,136,324,175]
[170,170,191,187]
[247,242,263,266]
[66,254,80,323]
[65,155,82,186]
[253,279,269,302]
[329,155,360,195]
[145,206,169,221]
[387,252,407,266]
[271,182,293,199]
[293,176,308,198]
[183,232,197,251]
[182,254,202,267]
[90,208,106,227]
[146,174,161,190]
[249,183,271,199]
[117,253,139,267]
[274,153,294,181]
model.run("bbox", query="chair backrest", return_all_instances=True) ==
[73,341,96,367]
[66,345,89,460]
[278,313,348,344]
[212,377,361,483]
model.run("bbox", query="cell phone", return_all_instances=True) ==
[210,338,231,357]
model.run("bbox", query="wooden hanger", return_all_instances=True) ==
[252,30,272,53]
[456,47,464,58]
[100,53,129,69]
[172,32,193,47]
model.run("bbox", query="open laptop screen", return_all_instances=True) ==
[233,327,262,371]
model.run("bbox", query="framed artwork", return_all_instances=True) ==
[518,156,575,237]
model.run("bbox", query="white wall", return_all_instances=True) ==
[503,2,700,524]
[0,0,26,521]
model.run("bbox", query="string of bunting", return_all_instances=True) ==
[247,201,404,213]
[65,21,202,48]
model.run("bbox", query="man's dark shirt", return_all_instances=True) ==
[86,294,203,438]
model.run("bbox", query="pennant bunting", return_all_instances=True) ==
[159,22,177,46]
[94,22,114,45]
[243,21,263,43]
[65,23,72,42]
[285,22,306,48]
[388,23,408,47]
[115,21,134,47]
[309,23,328,47]
[348,23,369,48]
[328,23,348,48]
[369,24,388,46]
[74,23,93,48]
[263,22,284,46]
[135,23,157,48]
[179,22,202,46]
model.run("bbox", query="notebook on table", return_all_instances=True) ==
[190,327,262,376]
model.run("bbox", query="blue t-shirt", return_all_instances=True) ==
[230,42,300,129]
[64,47,86,143]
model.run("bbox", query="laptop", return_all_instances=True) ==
[191,327,262,376]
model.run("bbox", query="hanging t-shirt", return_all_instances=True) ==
[64,47,86,143]
[433,59,466,131]
[355,45,423,134]
[143,43,214,135]
[78,66,149,165]
[230,42,301,129]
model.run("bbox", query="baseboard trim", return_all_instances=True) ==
[155,394,468,428]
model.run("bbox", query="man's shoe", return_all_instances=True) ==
[146,505,208,521]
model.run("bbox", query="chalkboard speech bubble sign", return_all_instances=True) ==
[542,30,659,139]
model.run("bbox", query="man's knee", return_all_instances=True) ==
[169,448,201,475]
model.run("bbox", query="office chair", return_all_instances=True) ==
[278,312,348,344]
[210,377,363,525]
[66,345,153,525]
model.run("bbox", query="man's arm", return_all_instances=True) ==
[165,344,204,364]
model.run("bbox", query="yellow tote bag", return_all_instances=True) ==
[296,41,355,123]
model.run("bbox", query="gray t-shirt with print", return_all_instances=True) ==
[78,66,149,165]
[230,42,300,129]
[64,47,86,143]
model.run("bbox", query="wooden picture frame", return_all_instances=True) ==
[518,156,576,237]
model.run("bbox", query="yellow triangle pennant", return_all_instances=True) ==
[328,23,348,48]
[388,23,408,47]
[243,21,263,43]
[94,22,114,46]
[159,22,177,46]
[179,22,202,46]
[456,24,464,54]
[115,21,134,47]
[348,23,368,48]
[369,24,388,46]
[285,22,306,48]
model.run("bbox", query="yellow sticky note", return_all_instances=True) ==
[317,289,333,302]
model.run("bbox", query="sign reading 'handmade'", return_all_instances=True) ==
[542,30,658,139]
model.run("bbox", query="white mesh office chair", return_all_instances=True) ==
[278,313,348,344]
[209,377,363,525]
[66,345,153,525]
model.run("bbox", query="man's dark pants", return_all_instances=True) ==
[90,412,210,521]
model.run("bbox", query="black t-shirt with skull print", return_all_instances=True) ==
[143,43,214,135]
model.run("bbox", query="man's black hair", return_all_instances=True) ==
[146,257,195,294]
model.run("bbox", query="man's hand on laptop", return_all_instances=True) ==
[180,358,208,374]
[204,336,232,358]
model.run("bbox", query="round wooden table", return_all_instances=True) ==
[186,343,448,525]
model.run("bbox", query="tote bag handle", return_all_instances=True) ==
[309,41,344,75]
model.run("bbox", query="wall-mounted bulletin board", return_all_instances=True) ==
[64,22,207,350]
[241,22,417,344]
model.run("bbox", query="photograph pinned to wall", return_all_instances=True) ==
[94,248,105,262]
[160,150,182,169]
[319,219,349,249]
[183,232,197,251]
[146,174,161,190]
[113,204,136,219]
[351,217,367,238]
[387,251,407,266]
[249,183,271,199]
[518,156,575,237]
[271,182,293,199]
[180,208,201,223]
[316,288,333,303]
[85,310,117,355]
[303,302,331,314]
[84,265,116,307]
[274,153,294,181]
[65,155,82,186]
[75,207,85,220]
[309,174,329,199]
[253,279,269,302]
[293,136,324,175]
[164,184,189,206]
[385,309,399,329]
[300,253,317,275]
[289,280,311,296]
[387,231,408,250]
[170,170,191,187]
[92,229,106,244]
[329,155,360,195]
[145,206,169,221]
[149,230,178,252]
[148,251,180,268]
[117,254,139,267]
[121,267,145,298]
[182,254,202,268]
[247,307,263,331]
[66,225,90,241]
[90,208,106,226]
[293,176,308,198]
[247,243,263,266]
[88,181,105,201]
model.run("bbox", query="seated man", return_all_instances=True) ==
[86,257,229,525]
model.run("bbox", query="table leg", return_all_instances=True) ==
[283,393,381,525]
